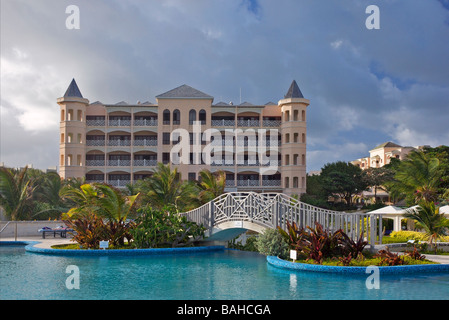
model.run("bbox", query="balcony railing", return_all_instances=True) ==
[237,180,260,187]
[107,159,131,167]
[211,119,235,127]
[86,140,106,147]
[133,139,157,147]
[134,119,158,127]
[86,160,105,166]
[237,119,260,127]
[133,159,158,167]
[108,140,131,147]
[108,180,130,187]
[109,119,131,127]
[262,120,282,127]
[262,180,282,187]
[87,119,105,127]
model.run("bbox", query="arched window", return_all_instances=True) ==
[163,109,170,125]
[173,109,180,125]
[189,109,197,125]
[199,109,206,125]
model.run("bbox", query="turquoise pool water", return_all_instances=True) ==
[1,244,449,300]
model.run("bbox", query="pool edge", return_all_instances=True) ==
[266,256,449,275]
[1,240,225,256]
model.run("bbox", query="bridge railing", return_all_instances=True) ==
[180,192,383,247]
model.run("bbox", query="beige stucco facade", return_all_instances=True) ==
[58,79,310,196]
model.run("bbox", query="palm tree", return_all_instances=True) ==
[138,163,197,212]
[32,171,69,219]
[387,151,445,205]
[0,167,35,220]
[196,170,226,204]
[62,183,140,246]
[403,201,449,252]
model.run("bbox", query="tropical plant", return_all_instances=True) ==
[196,169,226,204]
[374,248,404,266]
[387,151,445,205]
[63,211,109,249]
[129,206,205,248]
[403,201,449,252]
[256,228,289,259]
[61,183,140,247]
[299,222,343,264]
[339,231,369,258]
[136,163,198,212]
[0,166,35,220]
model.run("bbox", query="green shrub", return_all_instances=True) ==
[256,228,289,259]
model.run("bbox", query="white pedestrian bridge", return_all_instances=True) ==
[180,192,384,247]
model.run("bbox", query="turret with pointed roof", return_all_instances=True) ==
[284,80,304,99]
[64,78,84,98]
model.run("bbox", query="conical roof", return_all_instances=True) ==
[64,79,84,98]
[284,80,304,99]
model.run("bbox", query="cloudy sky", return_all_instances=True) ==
[1,0,449,172]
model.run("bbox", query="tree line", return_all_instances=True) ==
[302,146,449,210]
[0,163,226,221]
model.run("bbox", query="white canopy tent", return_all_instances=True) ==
[367,205,407,232]
[368,204,449,232]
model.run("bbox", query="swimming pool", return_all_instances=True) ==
[1,244,449,300]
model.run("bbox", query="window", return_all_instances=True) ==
[285,110,290,122]
[293,110,298,121]
[163,132,171,145]
[302,133,306,143]
[293,177,299,188]
[199,109,206,125]
[302,154,306,165]
[60,133,65,143]
[293,154,299,165]
[189,109,196,125]
[302,110,306,121]
[285,154,290,165]
[162,152,170,164]
[285,177,290,188]
[173,109,180,125]
[61,110,65,122]
[163,110,170,125]
[285,133,290,143]
[77,110,83,121]
[188,172,196,181]
[294,133,298,143]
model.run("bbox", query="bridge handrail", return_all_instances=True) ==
[179,192,382,246]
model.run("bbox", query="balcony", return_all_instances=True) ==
[108,140,131,147]
[134,119,157,127]
[262,180,282,187]
[237,180,260,187]
[211,119,235,127]
[107,159,131,167]
[133,139,157,147]
[108,180,131,187]
[87,119,106,127]
[133,159,158,167]
[262,120,282,127]
[109,119,131,127]
[86,160,105,166]
[237,119,260,127]
[86,140,106,147]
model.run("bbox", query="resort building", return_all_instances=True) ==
[351,142,420,170]
[58,79,310,195]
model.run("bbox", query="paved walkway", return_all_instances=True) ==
[0,236,74,249]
